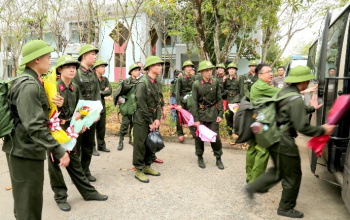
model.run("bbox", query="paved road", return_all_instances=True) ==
[0,135,349,219]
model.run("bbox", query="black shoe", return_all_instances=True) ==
[216,158,224,170]
[92,148,100,156]
[118,140,124,151]
[57,202,71,212]
[277,209,304,218]
[198,157,205,169]
[84,193,108,201]
[244,185,254,200]
[98,147,110,152]
[87,175,96,182]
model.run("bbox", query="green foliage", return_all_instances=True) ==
[105,100,118,118]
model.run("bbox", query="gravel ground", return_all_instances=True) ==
[0,135,349,220]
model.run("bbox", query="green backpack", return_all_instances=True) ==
[250,92,300,148]
[119,77,151,117]
[0,74,39,138]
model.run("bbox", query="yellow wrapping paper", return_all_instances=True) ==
[42,68,70,144]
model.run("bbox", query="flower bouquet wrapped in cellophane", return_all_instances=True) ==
[42,68,71,145]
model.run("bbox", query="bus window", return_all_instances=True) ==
[325,13,348,114]
[307,41,318,74]
[326,14,347,77]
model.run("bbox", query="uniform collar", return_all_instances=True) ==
[58,78,74,91]
[184,74,192,79]
[23,67,43,85]
[146,74,157,84]
[216,74,224,78]
[229,75,237,79]
[80,66,93,73]
[200,77,213,85]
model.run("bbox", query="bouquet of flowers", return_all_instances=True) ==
[42,68,71,144]
[62,100,103,151]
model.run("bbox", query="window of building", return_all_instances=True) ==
[115,53,126,68]
[70,22,95,44]
[109,22,130,46]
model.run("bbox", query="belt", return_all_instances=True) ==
[228,92,239,97]
[199,102,217,109]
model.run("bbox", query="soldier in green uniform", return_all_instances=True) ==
[224,62,241,136]
[118,64,141,150]
[133,56,164,183]
[3,40,70,219]
[241,60,259,99]
[93,59,112,154]
[72,44,101,182]
[215,63,227,99]
[192,60,225,170]
[245,66,335,218]
[48,55,108,212]
[175,60,196,142]
[246,64,280,183]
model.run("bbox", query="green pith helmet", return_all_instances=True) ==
[16,65,25,74]
[198,60,215,72]
[143,56,164,71]
[227,62,238,70]
[216,63,226,69]
[128,63,141,75]
[20,40,54,66]
[248,60,259,66]
[56,55,80,70]
[182,60,194,69]
[78,44,99,61]
[284,65,315,83]
[93,59,108,69]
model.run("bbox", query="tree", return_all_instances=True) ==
[191,0,280,63]
[263,0,345,67]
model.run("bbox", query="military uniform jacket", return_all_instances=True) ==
[57,79,81,128]
[250,79,280,102]
[192,77,224,122]
[3,68,66,160]
[157,76,165,108]
[170,78,178,97]
[214,74,226,97]
[272,85,325,156]
[241,72,259,99]
[73,66,101,101]
[176,74,194,106]
[98,76,112,113]
[133,74,162,125]
[224,75,242,103]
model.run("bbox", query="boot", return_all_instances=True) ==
[57,202,71,212]
[198,156,205,169]
[98,146,110,152]
[143,165,161,176]
[84,193,108,201]
[129,137,134,146]
[87,175,96,182]
[216,158,224,170]
[134,169,149,183]
[277,209,304,218]
[118,136,124,151]
[92,146,100,156]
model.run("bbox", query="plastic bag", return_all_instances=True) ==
[145,130,165,153]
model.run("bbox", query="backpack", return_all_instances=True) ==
[0,74,39,138]
[119,76,153,116]
[234,92,300,148]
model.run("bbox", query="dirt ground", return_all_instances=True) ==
[0,135,349,220]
